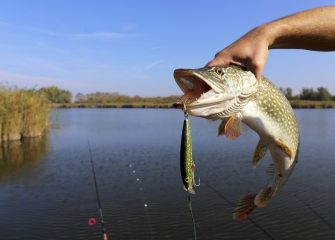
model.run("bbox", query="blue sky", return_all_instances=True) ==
[0,0,334,96]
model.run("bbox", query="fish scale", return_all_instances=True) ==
[250,77,299,155]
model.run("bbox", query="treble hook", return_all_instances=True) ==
[192,164,200,187]
[194,177,201,187]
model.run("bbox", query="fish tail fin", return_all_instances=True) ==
[254,186,277,208]
[233,194,257,221]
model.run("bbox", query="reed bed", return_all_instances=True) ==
[0,87,49,142]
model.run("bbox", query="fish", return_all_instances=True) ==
[180,107,199,194]
[174,65,299,220]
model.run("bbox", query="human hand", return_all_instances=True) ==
[206,26,270,80]
[207,6,335,80]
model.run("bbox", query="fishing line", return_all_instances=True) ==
[288,175,335,233]
[201,179,275,240]
[207,165,335,237]
[293,194,335,233]
[282,156,335,234]
[88,140,109,240]
[188,195,197,240]
[182,104,198,240]
[128,163,154,240]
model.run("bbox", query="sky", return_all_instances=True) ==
[0,0,334,96]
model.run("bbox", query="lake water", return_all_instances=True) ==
[1,109,335,240]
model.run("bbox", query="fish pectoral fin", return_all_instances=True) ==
[223,114,242,141]
[275,139,293,160]
[252,139,268,167]
[254,186,277,208]
[233,194,257,221]
[217,117,230,136]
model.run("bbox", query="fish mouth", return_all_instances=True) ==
[173,69,215,109]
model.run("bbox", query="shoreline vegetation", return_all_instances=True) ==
[1,85,334,142]
[51,100,335,109]
[0,87,49,142]
[56,86,335,109]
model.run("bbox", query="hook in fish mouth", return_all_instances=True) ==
[173,69,213,109]
[173,68,235,115]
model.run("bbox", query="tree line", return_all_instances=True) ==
[280,87,335,101]
[38,86,72,103]
[14,86,334,104]
[75,92,179,104]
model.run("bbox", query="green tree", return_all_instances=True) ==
[280,87,295,100]
[285,88,293,100]
[75,93,86,103]
[38,86,72,103]
[317,87,332,101]
[300,88,317,100]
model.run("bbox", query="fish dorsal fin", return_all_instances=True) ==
[275,139,293,160]
[224,114,242,141]
[217,117,231,136]
[252,139,268,167]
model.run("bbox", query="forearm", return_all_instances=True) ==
[259,6,335,51]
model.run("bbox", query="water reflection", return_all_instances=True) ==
[1,109,335,240]
[0,135,49,182]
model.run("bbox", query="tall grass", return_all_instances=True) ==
[0,87,49,142]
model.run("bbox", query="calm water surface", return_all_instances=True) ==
[1,109,335,240]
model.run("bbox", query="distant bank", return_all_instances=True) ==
[52,100,335,109]
[46,85,335,109]
[1,86,334,143]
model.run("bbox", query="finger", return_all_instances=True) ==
[243,58,262,81]
[206,57,231,67]
[205,59,220,67]
[252,64,263,81]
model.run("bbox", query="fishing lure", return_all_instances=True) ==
[180,104,200,194]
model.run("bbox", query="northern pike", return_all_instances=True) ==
[174,65,299,220]
[180,108,199,194]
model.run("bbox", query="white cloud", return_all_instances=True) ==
[0,21,128,42]
[0,71,57,87]
[0,21,13,27]
[70,31,126,41]
[23,26,58,36]
[0,70,129,95]
[150,46,164,51]
[0,71,79,91]
[144,60,162,71]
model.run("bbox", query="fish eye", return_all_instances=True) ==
[185,177,190,183]
[215,67,223,76]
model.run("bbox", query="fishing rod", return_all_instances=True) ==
[88,140,109,240]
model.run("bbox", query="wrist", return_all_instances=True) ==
[254,22,287,49]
